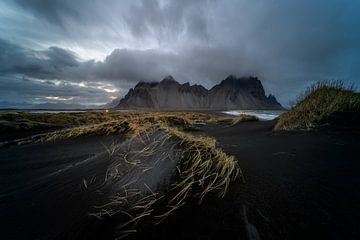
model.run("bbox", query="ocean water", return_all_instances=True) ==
[222,110,286,120]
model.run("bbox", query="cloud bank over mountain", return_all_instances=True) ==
[1,0,359,107]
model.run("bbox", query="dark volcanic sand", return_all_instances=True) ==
[0,130,179,240]
[1,120,360,239]
[134,120,360,240]
[0,135,125,240]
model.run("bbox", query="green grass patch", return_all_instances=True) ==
[275,81,360,130]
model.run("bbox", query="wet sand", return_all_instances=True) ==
[1,120,360,239]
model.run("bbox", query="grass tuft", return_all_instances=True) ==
[229,114,258,125]
[90,126,240,237]
[1,111,243,237]
[161,125,239,202]
[275,80,360,130]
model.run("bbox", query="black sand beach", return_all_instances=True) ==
[1,119,360,239]
[135,120,360,240]
[2,0,360,238]
[0,135,124,239]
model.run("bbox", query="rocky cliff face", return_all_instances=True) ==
[116,75,283,110]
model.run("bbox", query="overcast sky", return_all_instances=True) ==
[0,0,359,106]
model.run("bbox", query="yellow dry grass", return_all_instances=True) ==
[3,110,244,237]
[161,125,239,201]
[91,126,240,237]
[83,115,241,237]
[12,111,256,144]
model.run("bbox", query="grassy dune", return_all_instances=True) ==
[0,111,256,144]
[0,111,254,134]
[90,127,239,236]
[1,111,251,236]
[275,81,360,130]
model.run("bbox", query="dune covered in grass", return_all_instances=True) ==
[2,109,360,239]
[0,111,257,145]
[8,111,242,206]
[88,127,239,238]
[275,81,360,131]
[0,111,231,133]
[0,111,246,238]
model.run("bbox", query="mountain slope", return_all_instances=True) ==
[116,75,283,110]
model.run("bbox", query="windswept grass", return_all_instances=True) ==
[0,110,257,134]
[18,120,131,144]
[90,127,240,237]
[229,114,258,125]
[0,111,120,132]
[6,111,256,145]
[163,126,240,202]
[275,81,360,130]
[1,110,244,237]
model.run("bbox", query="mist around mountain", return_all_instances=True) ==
[100,98,121,109]
[117,75,283,110]
[1,75,283,110]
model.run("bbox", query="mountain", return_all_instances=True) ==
[116,75,283,110]
[99,97,121,109]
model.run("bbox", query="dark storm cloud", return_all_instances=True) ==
[95,48,178,83]
[0,75,114,105]
[15,0,82,28]
[124,0,210,42]
[0,39,171,85]
[0,39,79,79]
[1,0,360,106]
[44,47,79,68]
[15,0,210,41]
[0,40,121,105]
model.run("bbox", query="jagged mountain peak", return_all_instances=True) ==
[117,75,283,110]
[219,75,259,86]
[160,75,177,84]
[134,81,158,89]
